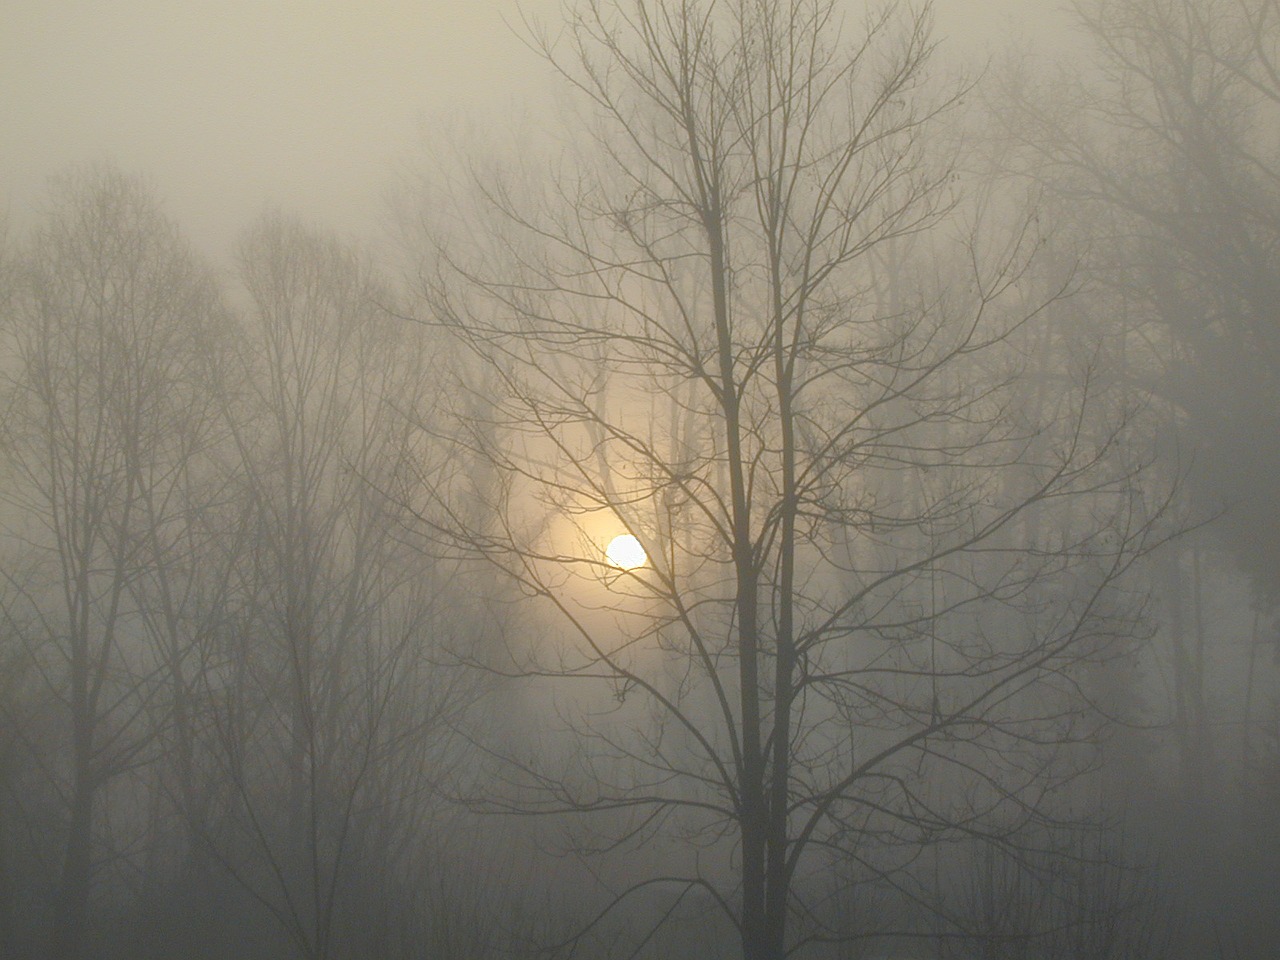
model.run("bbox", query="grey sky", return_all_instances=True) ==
[2,1,1066,256]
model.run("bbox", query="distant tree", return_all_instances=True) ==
[0,166,223,960]
[1007,0,1280,607]
[412,3,1173,959]
[196,213,469,960]
[972,1,1280,954]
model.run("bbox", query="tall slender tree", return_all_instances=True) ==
[197,214,466,960]
[1,166,222,960]
[412,2,1172,958]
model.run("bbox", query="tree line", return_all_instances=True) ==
[1,2,1277,959]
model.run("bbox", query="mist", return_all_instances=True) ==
[1,2,1277,960]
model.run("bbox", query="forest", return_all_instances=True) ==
[0,1,1277,958]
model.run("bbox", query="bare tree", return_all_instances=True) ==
[0,166,223,960]
[408,3,1172,958]
[1002,0,1280,606]
[991,3,1280,954]
[194,213,469,960]
[1070,0,1280,811]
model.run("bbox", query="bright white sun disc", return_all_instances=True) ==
[605,534,647,569]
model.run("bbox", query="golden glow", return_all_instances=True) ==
[605,534,647,570]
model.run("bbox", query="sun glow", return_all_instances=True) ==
[605,534,647,570]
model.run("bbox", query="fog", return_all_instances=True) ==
[2,0,1065,253]
[2,0,546,252]
[1,2,1277,960]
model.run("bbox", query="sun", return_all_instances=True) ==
[605,534,647,570]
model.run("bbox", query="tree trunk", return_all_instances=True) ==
[51,743,94,960]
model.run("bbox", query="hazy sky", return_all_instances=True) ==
[2,1,1066,256]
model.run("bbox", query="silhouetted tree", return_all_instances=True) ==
[411,3,1173,958]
